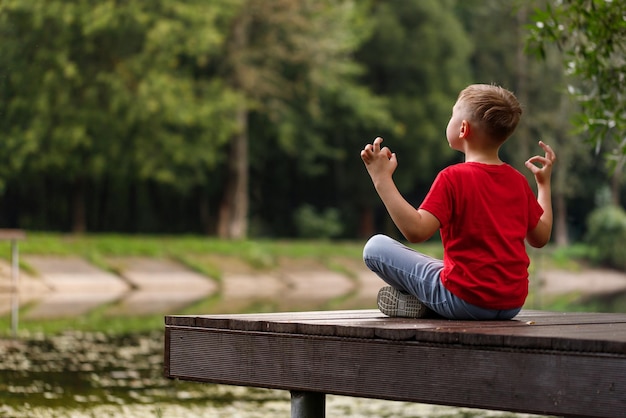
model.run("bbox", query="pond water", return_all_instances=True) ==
[0,330,547,418]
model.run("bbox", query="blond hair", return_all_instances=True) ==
[457,84,522,142]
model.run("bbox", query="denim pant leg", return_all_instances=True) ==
[362,234,448,314]
[362,234,521,320]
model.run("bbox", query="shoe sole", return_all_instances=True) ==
[377,286,428,318]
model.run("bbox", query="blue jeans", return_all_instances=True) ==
[363,234,521,320]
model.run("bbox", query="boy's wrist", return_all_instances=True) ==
[372,174,393,188]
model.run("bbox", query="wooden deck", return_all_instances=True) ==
[164,309,626,417]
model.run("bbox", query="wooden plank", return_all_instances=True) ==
[167,310,626,331]
[165,310,626,354]
[165,326,626,418]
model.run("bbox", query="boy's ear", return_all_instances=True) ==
[460,120,470,138]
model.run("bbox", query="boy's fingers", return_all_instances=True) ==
[525,165,538,178]
[538,141,556,162]
[525,160,538,171]
[526,156,539,166]
[527,156,551,168]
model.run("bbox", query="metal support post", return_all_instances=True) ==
[11,239,20,337]
[290,391,325,418]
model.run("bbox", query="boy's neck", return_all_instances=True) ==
[463,149,503,165]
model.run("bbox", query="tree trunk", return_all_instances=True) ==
[217,107,249,239]
[553,193,569,247]
[358,207,375,239]
[199,192,211,235]
[217,10,251,240]
[71,176,87,234]
[611,155,624,207]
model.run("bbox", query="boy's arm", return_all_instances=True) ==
[361,137,440,243]
[525,141,556,248]
[527,182,553,248]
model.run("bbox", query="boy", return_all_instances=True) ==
[361,84,555,320]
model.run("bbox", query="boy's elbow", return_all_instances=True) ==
[527,220,552,248]
[401,231,419,243]
[403,212,440,243]
[526,230,551,248]
[527,238,548,248]
[403,229,432,244]
[405,235,424,244]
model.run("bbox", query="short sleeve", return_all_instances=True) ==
[420,170,453,227]
[526,184,544,231]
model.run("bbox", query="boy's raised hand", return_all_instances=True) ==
[525,141,556,186]
[361,137,396,183]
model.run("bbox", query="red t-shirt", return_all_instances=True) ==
[420,162,543,310]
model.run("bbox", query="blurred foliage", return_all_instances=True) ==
[0,0,239,190]
[216,0,393,238]
[528,0,626,205]
[356,0,471,191]
[585,204,626,271]
[0,0,623,239]
[294,204,344,239]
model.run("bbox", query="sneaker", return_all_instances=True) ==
[377,286,429,318]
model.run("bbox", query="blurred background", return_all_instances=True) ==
[0,0,623,251]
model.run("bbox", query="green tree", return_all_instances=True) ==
[355,0,472,237]
[529,0,626,205]
[0,0,239,232]
[246,61,394,238]
[216,0,387,239]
